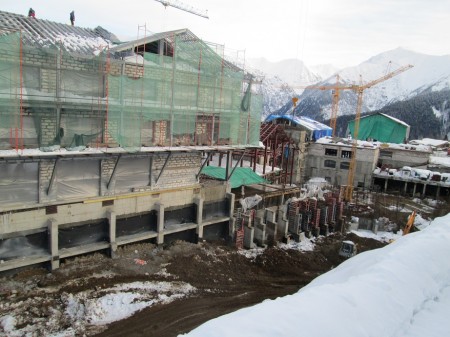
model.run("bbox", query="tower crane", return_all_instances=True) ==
[295,74,342,137]
[153,0,209,19]
[343,64,413,201]
[293,64,413,200]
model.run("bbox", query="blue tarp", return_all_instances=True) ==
[264,114,332,140]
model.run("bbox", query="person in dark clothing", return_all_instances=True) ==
[28,8,36,18]
[70,11,75,26]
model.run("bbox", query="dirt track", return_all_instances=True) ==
[94,233,385,337]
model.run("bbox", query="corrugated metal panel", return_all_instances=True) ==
[0,10,114,55]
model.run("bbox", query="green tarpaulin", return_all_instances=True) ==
[201,166,268,189]
[348,113,409,144]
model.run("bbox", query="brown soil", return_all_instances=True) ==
[0,233,387,337]
[96,232,386,336]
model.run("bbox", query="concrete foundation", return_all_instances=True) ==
[0,183,230,272]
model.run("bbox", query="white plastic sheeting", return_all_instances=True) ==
[0,162,38,205]
[112,157,151,193]
[55,160,100,200]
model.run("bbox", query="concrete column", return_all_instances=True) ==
[227,193,236,241]
[244,226,255,249]
[195,197,204,239]
[404,181,408,194]
[107,211,117,257]
[384,178,388,192]
[436,186,440,199]
[226,192,235,217]
[156,203,165,245]
[277,208,288,237]
[413,183,417,196]
[48,219,59,270]
[422,183,427,197]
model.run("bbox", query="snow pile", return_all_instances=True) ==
[0,281,196,336]
[238,247,265,260]
[351,229,401,243]
[278,237,315,252]
[184,213,450,337]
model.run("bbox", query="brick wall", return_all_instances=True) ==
[39,160,57,203]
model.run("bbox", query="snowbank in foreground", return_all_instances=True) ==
[184,213,450,337]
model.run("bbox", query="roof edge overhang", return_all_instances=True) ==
[109,28,196,53]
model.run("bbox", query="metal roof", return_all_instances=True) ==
[365,112,410,127]
[0,10,119,55]
[264,114,332,132]
[109,28,196,53]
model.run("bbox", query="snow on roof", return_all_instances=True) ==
[355,112,409,127]
[378,112,410,127]
[0,10,116,55]
[429,155,450,168]
[185,213,450,337]
[316,136,378,149]
[383,142,432,152]
[409,138,449,148]
[264,114,332,131]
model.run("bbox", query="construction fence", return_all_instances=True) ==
[0,30,262,151]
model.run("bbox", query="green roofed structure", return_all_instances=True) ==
[201,166,268,188]
[347,112,410,144]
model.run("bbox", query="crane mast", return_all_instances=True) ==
[153,0,209,19]
[344,64,413,201]
[330,75,340,136]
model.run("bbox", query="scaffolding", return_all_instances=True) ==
[0,28,262,151]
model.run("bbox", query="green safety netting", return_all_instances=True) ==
[0,31,21,149]
[0,32,262,151]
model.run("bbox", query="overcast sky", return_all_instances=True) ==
[2,0,449,68]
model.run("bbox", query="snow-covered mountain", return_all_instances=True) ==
[246,57,333,117]
[247,57,321,87]
[276,48,450,121]
[308,63,339,80]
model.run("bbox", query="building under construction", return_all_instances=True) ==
[0,10,262,271]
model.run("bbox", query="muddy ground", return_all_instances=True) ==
[0,232,386,337]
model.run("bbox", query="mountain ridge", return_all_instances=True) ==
[252,48,450,135]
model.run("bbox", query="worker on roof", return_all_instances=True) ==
[28,8,36,18]
[70,11,75,26]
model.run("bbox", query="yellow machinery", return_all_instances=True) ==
[403,210,417,235]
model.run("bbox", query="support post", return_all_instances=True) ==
[48,219,59,270]
[413,183,417,196]
[384,178,388,192]
[195,197,204,240]
[404,181,408,195]
[107,211,117,257]
[156,203,165,245]
[227,192,235,217]
[422,183,427,198]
